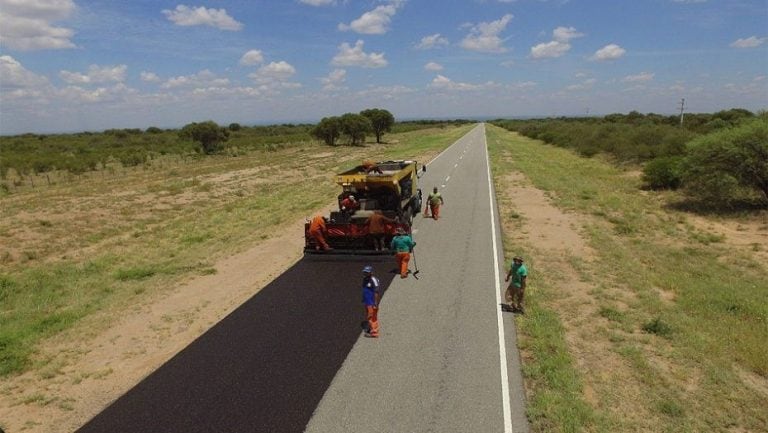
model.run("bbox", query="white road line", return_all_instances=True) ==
[445,176,450,182]
[483,126,513,433]
[454,163,459,168]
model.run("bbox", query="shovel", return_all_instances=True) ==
[411,249,420,279]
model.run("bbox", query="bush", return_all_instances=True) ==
[643,156,684,190]
[642,317,673,338]
[180,121,229,154]
[681,118,768,206]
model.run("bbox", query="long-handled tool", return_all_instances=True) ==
[411,249,420,279]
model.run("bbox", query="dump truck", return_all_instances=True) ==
[304,160,425,254]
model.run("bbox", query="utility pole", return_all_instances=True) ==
[679,98,686,127]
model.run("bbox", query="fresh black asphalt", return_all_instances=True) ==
[76,255,397,433]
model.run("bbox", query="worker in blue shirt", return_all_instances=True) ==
[361,265,381,337]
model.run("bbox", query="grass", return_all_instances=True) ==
[487,124,768,432]
[520,292,603,432]
[0,124,474,378]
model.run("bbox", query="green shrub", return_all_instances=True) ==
[642,156,684,190]
[681,118,768,206]
[642,317,673,338]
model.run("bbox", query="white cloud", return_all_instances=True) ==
[0,55,50,90]
[140,71,161,82]
[240,49,264,65]
[730,36,767,48]
[161,70,230,89]
[320,69,346,91]
[429,74,498,91]
[338,1,403,35]
[500,60,515,68]
[162,5,243,31]
[424,62,443,71]
[61,82,137,104]
[251,61,297,82]
[247,61,301,93]
[299,0,334,5]
[460,14,513,53]
[530,41,570,59]
[60,65,127,84]
[0,0,76,51]
[591,44,626,61]
[623,72,654,82]
[415,33,449,50]
[552,26,583,42]
[331,40,388,68]
[530,26,584,59]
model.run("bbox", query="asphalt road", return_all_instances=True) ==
[76,124,528,433]
[304,124,528,433]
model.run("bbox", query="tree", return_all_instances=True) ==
[360,108,395,143]
[228,123,242,131]
[681,118,768,205]
[180,121,229,154]
[311,116,343,146]
[340,113,372,146]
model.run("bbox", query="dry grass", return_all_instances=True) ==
[488,124,768,432]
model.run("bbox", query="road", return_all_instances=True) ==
[76,124,528,433]
[304,124,528,433]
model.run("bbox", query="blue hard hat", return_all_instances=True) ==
[362,265,373,274]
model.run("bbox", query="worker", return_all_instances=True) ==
[390,228,416,278]
[503,256,528,314]
[362,159,383,174]
[361,265,381,338]
[340,194,359,216]
[308,214,332,251]
[424,187,445,220]
[366,210,396,251]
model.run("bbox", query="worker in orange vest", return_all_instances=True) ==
[309,214,332,251]
[366,210,396,251]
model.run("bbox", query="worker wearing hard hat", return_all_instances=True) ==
[340,194,359,216]
[390,228,416,278]
[361,265,381,338]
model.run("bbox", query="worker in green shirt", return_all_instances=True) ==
[390,228,416,278]
[424,187,444,220]
[503,255,528,314]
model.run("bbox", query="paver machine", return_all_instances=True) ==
[304,160,425,254]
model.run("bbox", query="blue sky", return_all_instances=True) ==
[1,0,766,135]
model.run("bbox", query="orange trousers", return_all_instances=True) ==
[310,230,330,250]
[365,305,379,336]
[395,252,410,278]
[430,204,441,220]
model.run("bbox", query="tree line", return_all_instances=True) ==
[0,110,474,190]
[492,109,768,209]
[310,108,395,146]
